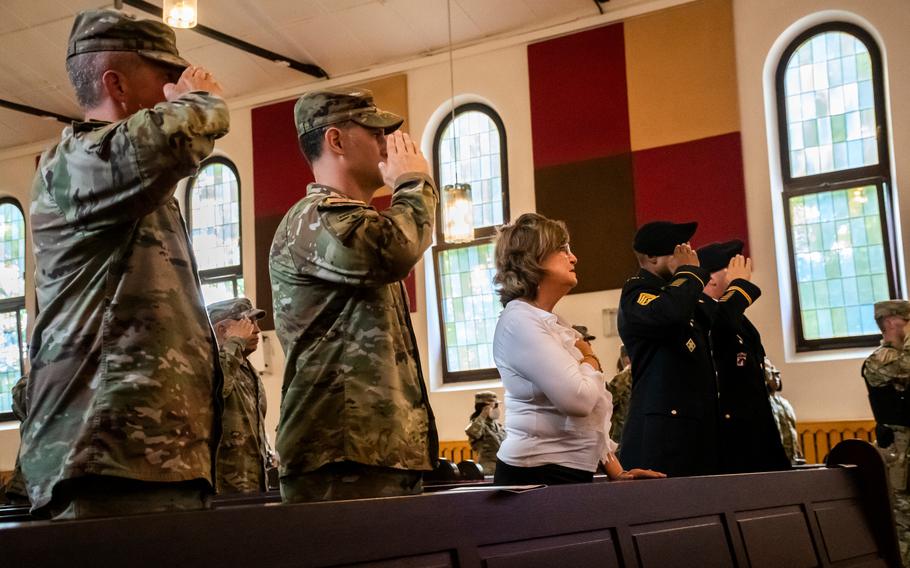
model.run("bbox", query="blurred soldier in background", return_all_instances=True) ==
[465,391,506,475]
[208,298,271,494]
[862,300,910,566]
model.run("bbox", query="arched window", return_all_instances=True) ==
[186,157,244,304]
[432,103,510,383]
[776,23,897,351]
[0,198,26,419]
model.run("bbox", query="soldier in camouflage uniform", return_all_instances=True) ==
[269,88,438,502]
[465,391,506,475]
[2,375,29,505]
[20,9,229,518]
[764,357,804,465]
[608,357,632,448]
[862,300,910,566]
[208,298,271,494]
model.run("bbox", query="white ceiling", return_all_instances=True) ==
[0,0,612,151]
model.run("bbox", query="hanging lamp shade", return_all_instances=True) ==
[163,0,197,28]
[442,182,474,243]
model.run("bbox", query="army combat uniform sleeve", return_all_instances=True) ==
[864,335,910,389]
[41,92,229,231]
[284,172,438,287]
[465,415,487,442]
[620,265,711,338]
[218,337,248,397]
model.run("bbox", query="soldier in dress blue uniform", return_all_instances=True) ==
[617,221,719,477]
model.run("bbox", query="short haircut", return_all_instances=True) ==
[66,51,157,110]
[298,121,356,165]
[493,212,569,307]
[298,126,327,165]
[66,52,108,109]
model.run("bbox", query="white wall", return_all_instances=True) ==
[733,0,910,420]
[5,0,910,469]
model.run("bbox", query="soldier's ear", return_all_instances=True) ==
[324,126,345,156]
[101,69,128,105]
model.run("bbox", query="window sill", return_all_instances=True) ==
[433,378,502,393]
[785,345,876,364]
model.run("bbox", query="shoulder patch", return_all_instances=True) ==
[637,292,658,306]
[320,196,368,208]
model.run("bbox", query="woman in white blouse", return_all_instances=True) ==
[492,213,665,485]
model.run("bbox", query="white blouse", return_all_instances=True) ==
[493,300,617,472]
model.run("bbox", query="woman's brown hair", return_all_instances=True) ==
[493,213,569,306]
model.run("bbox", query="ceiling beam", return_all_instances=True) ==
[0,99,77,124]
[122,0,329,80]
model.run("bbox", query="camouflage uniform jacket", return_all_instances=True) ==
[768,393,803,464]
[21,92,229,512]
[217,337,268,494]
[863,338,910,392]
[270,173,439,476]
[3,376,28,504]
[465,416,506,473]
[607,365,632,446]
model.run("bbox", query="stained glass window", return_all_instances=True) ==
[438,243,499,372]
[432,104,509,382]
[776,24,896,350]
[437,110,504,228]
[186,158,244,304]
[783,31,878,177]
[0,200,26,418]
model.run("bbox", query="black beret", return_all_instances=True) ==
[633,221,698,256]
[696,239,744,273]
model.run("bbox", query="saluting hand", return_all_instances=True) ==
[670,243,699,273]
[379,131,430,188]
[726,254,752,282]
[164,65,224,101]
[222,317,256,342]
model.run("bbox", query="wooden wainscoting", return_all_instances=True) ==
[438,419,877,467]
[798,420,876,464]
[439,440,475,464]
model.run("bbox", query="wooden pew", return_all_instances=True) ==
[0,440,899,567]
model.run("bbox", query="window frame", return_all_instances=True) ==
[184,156,244,300]
[0,197,27,422]
[775,22,898,351]
[431,103,510,384]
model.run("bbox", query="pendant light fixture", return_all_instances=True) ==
[163,0,198,29]
[441,0,474,244]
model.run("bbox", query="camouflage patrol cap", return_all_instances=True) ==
[207,297,266,325]
[572,325,596,342]
[67,9,190,70]
[294,88,403,137]
[474,391,498,405]
[874,300,910,321]
[633,221,698,256]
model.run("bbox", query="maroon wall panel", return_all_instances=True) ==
[528,23,631,168]
[632,132,749,251]
[251,99,314,329]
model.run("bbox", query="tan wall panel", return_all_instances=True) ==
[357,74,408,200]
[625,0,740,151]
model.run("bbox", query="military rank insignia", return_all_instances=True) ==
[736,352,747,366]
[686,338,696,352]
[637,292,658,306]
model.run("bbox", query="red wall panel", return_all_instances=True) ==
[632,132,749,250]
[528,23,631,168]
